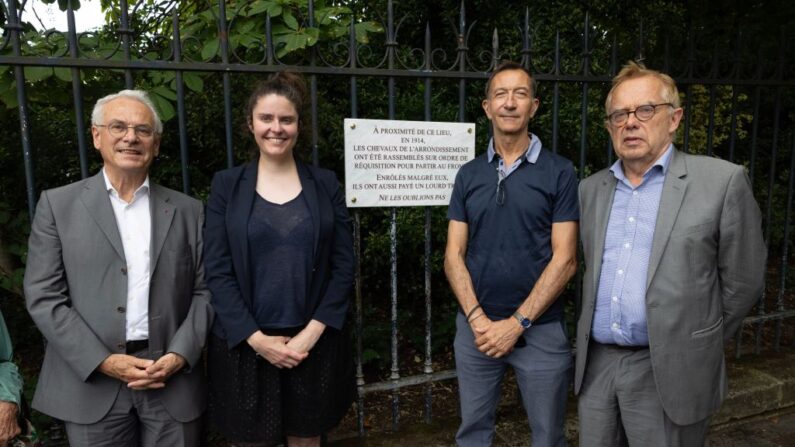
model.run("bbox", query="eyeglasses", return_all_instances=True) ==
[606,103,673,127]
[496,169,506,206]
[95,121,156,138]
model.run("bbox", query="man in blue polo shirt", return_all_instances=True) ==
[445,61,579,446]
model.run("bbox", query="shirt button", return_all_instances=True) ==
[628,217,635,223]
[633,191,638,196]
[612,323,619,329]
[117,342,125,350]
[117,306,126,313]
[121,267,127,275]
[617,269,624,275]
[624,243,631,249]
[612,296,618,302]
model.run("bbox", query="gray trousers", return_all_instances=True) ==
[454,313,572,447]
[64,347,201,447]
[578,342,711,447]
[64,383,201,447]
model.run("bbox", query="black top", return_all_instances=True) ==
[248,191,313,329]
[205,160,355,348]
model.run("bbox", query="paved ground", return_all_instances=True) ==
[328,407,795,446]
[327,349,795,446]
[708,410,795,447]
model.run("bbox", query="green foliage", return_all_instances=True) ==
[0,0,383,116]
[677,85,753,155]
[177,0,381,59]
[0,202,28,296]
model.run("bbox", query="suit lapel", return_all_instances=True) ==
[80,173,125,261]
[646,150,688,288]
[590,171,618,295]
[298,163,321,259]
[230,162,257,288]
[150,184,175,273]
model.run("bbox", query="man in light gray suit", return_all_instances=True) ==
[576,62,766,446]
[24,90,213,446]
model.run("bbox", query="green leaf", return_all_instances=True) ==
[23,67,53,82]
[56,0,80,11]
[315,6,350,26]
[329,24,349,39]
[183,73,203,93]
[229,34,240,49]
[283,11,299,31]
[355,21,383,44]
[240,32,265,48]
[54,67,72,82]
[152,85,177,101]
[305,27,320,46]
[238,19,256,34]
[271,24,291,35]
[150,93,175,121]
[0,88,18,109]
[201,37,219,61]
[0,66,9,75]
[362,348,381,363]
[0,77,12,93]
[277,33,310,57]
[248,0,280,16]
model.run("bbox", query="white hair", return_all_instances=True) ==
[91,89,163,134]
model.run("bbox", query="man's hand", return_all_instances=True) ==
[98,353,155,384]
[123,353,187,390]
[474,318,523,358]
[469,313,493,337]
[0,401,20,447]
[247,331,308,369]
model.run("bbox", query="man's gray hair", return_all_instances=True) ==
[91,89,163,135]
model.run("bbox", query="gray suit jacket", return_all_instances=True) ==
[23,172,213,424]
[575,149,766,425]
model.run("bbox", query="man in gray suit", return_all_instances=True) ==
[576,62,766,446]
[24,90,213,446]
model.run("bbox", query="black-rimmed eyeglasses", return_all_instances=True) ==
[496,169,506,206]
[95,121,156,138]
[606,103,673,127]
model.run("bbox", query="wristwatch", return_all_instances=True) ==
[513,311,533,329]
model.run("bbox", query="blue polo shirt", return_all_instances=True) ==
[447,136,579,323]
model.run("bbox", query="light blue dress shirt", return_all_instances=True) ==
[591,145,673,346]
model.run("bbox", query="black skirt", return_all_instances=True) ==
[208,326,355,445]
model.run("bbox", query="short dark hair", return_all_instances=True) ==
[484,61,537,98]
[245,71,310,156]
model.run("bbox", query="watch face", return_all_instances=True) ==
[521,318,532,329]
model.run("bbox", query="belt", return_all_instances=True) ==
[594,341,648,352]
[125,339,149,354]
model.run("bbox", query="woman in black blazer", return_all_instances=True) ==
[203,71,355,447]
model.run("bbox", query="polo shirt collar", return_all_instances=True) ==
[487,133,542,164]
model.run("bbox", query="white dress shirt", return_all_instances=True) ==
[103,169,151,341]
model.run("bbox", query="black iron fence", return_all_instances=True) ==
[2,0,794,437]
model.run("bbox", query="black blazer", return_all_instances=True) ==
[204,159,355,348]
